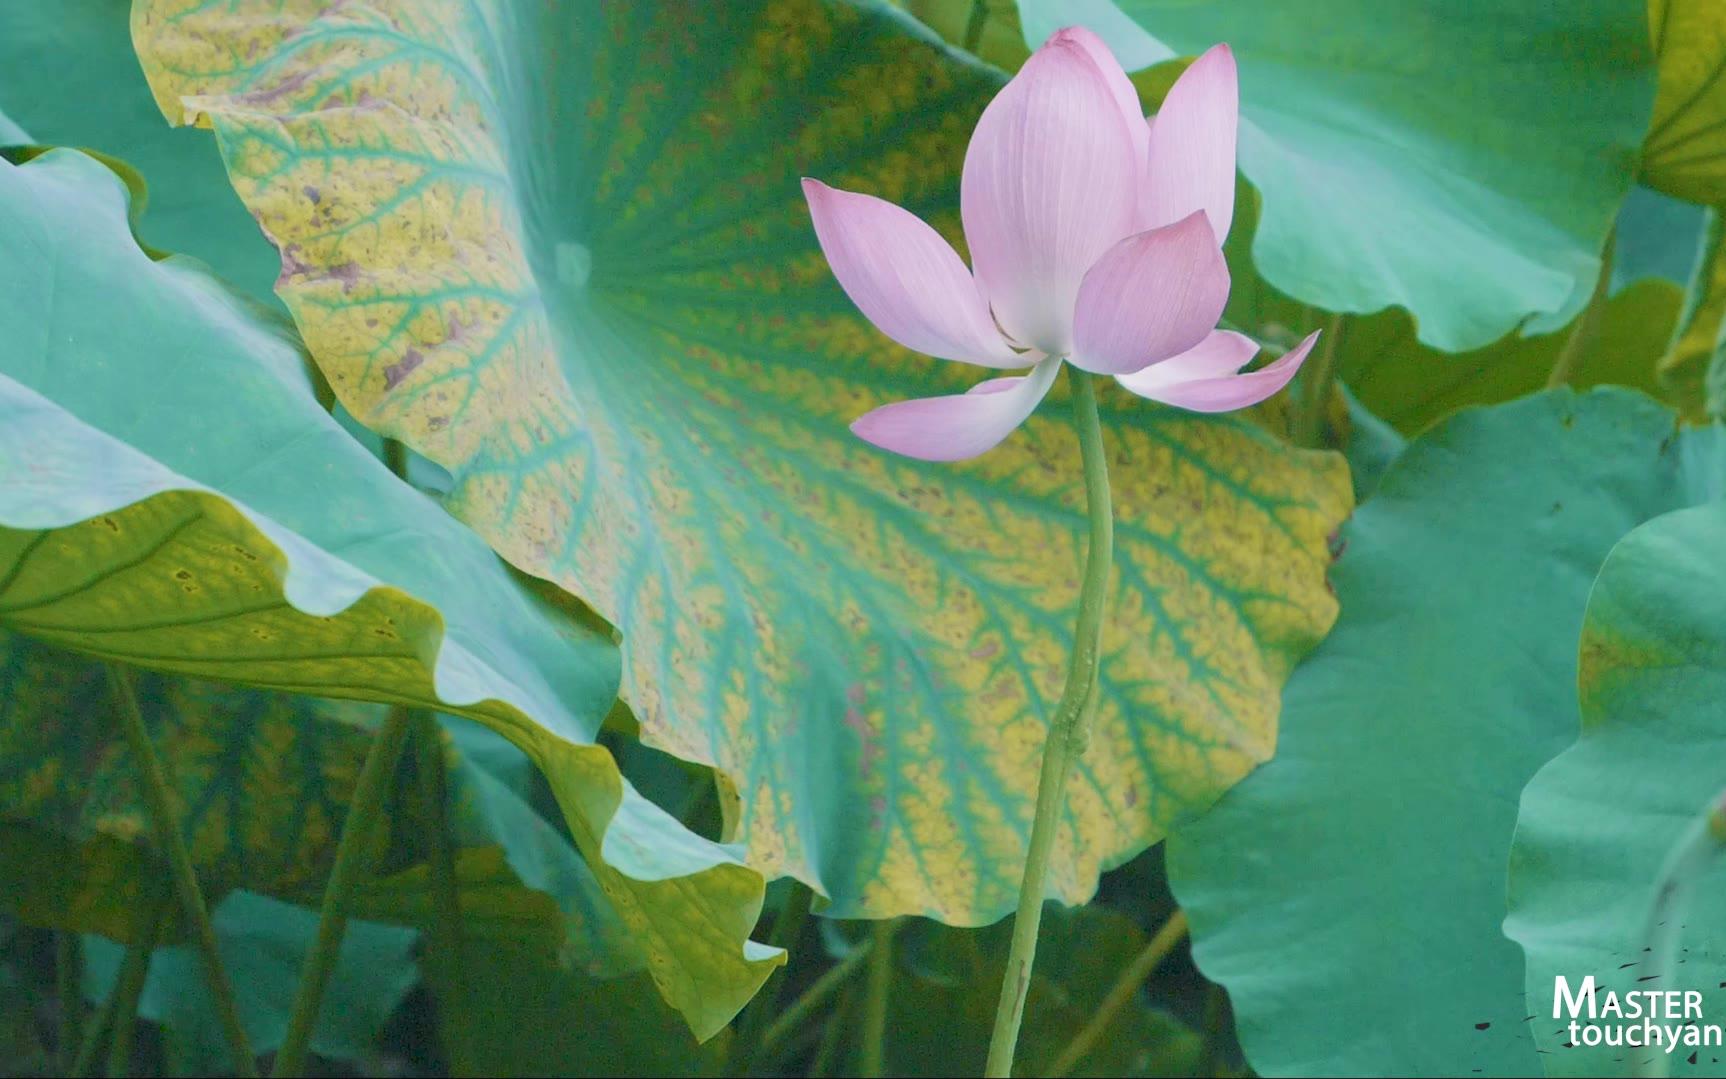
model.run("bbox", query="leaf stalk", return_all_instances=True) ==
[107,665,256,1076]
[412,712,475,1077]
[1045,909,1188,1077]
[272,703,414,1077]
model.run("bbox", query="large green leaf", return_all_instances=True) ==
[1221,185,1691,436]
[82,890,420,1073]
[1507,497,1726,1078]
[134,0,1350,923]
[426,939,727,1077]
[1020,0,1656,351]
[0,147,777,1037]
[0,1,278,299]
[1165,390,1725,1077]
[1643,0,1726,205]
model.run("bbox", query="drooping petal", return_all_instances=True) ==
[1118,329,1318,412]
[802,179,1023,368]
[851,354,1063,461]
[961,29,1141,356]
[1143,44,1238,243]
[1068,212,1230,375]
[1119,329,1260,389]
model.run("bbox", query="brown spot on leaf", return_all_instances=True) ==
[323,261,363,291]
[383,348,423,389]
[237,70,309,107]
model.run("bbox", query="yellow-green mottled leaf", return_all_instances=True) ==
[0,632,631,970]
[1643,0,1726,204]
[0,147,777,1038]
[135,0,1350,922]
[899,0,1030,70]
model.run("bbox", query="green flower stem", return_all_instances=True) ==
[962,0,990,53]
[382,437,409,483]
[1197,982,1227,1078]
[57,931,82,1072]
[728,882,815,1076]
[809,985,855,1078]
[73,889,166,1079]
[985,368,1115,1079]
[1046,909,1189,1077]
[71,989,113,1079]
[273,703,415,1078]
[411,711,474,1078]
[1546,227,1617,389]
[1634,787,1726,1079]
[860,919,899,1078]
[1293,314,1347,448]
[106,666,257,1077]
[758,939,874,1058]
[104,922,156,1079]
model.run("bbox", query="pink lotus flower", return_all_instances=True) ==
[803,28,1319,462]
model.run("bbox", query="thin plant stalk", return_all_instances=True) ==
[411,711,475,1078]
[860,919,899,1078]
[1045,910,1189,1077]
[71,990,114,1079]
[105,931,155,1079]
[1633,786,1726,1079]
[1546,228,1617,389]
[106,666,256,1076]
[1292,314,1346,448]
[984,369,1115,1078]
[272,703,415,1078]
[809,984,856,1078]
[57,932,82,1072]
[101,887,168,1079]
[73,890,167,1079]
[1197,982,1228,1078]
[758,939,874,1057]
[728,881,816,1075]
[381,437,409,483]
[962,0,990,53]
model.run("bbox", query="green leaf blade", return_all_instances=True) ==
[1507,496,1726,1078]
[1167,389,1723,1077]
